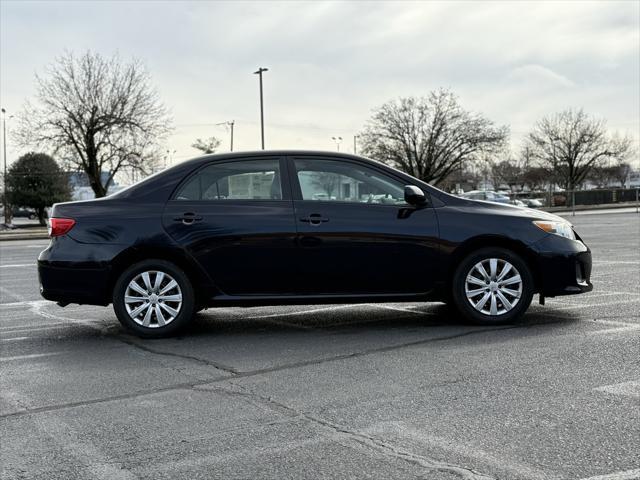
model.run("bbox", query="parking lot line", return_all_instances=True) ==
[0,352,67,362]
[369,304,436,315]
[578,468,640,480]
[246,304,361,319]
[594,380,640,399]
[558,292,640,302]
[579,318,640,336]
[0,322,104,334]
[0,299,49,308]
[0,264,34,268]
[552,299,640,311]
[0,286,25,302]
[592,261,640,265]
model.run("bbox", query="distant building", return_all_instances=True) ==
[67,171,123,200]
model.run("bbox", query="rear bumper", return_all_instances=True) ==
[37,236,120,306]
[530,234,593,297]
[38,263,111,306]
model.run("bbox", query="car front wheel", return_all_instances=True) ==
[452,247,534,325]
[113,259,195,337]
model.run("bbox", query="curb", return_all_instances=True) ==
[0,233,49,242]
[540,203,639,213]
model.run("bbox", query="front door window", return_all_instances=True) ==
[294,158,405,205]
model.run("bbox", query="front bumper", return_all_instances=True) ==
[530,234,593,297]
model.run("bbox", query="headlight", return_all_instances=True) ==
[533,221,576,240]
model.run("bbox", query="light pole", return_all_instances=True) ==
[165,149,176,169]
[1,108,11,226]
[253,68,268,150]
[217,120,235,151]
[353,135,358,155]
[332,136,343,152]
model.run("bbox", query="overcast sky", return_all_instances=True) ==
[1,0,639,168]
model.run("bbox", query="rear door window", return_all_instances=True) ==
[175,159,283,201]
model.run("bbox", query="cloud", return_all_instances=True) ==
[506,64,575,89]
[1,0,638,167]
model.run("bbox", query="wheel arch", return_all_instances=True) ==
[447,235,541,293]
[108,245,217,307]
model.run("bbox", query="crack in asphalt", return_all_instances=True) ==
[111,324,521,383]
[0,379,219,420]
[0,325,513,420]
[112,333,241,375]
[201,382,496,480]
[305,415,496,480]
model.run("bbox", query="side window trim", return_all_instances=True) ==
[287,155,408,205]
[170,156,291,202]
[285,156,304,201]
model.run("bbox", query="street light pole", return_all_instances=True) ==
[353,135,358,155]
[164,149,176,169]
[331,136,343,152]
[253,68,268,150]
[217,120,235,151]
[1,108,11,226]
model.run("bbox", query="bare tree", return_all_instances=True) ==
[359,90,508,186]
[490,156,524,192]
[521,166,550,191]
[525,109,631,191]
[587,161,633,189]
[15,51,171,198]
[192,137,221,154]
[311,172,340,199]
[586,165,618,188]
[613,161,632,188]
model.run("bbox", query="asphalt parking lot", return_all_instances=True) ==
[1,211,639,480]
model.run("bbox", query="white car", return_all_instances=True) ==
[460,190,511,204]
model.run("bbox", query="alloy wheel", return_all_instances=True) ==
[124,270,183,328]
[464,258,522,316]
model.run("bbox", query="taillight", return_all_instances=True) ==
[48,218,76,237]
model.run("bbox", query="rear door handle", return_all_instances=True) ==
[300,213,329,225]
[174,212,203,225]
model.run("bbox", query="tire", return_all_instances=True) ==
[451,247,534,325]
[113,259,195,337]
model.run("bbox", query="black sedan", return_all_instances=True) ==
[38,151,592,337]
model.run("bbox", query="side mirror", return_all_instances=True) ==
[404,185,427,206]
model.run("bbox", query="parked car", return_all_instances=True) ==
[460,190,511,204]
[522,198,544,208]
[12,207,37,219]
[39,151,592,337]
[510,199,526,207]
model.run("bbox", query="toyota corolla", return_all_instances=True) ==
[38,151,592,337]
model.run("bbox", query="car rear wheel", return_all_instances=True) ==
[451,247,533,325]
[113,259,195,337]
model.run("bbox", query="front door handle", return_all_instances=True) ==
[300,213,329,226]
[174,212,203,225]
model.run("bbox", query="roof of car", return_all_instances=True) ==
[184,150,366,164]
[173,150,392,175]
